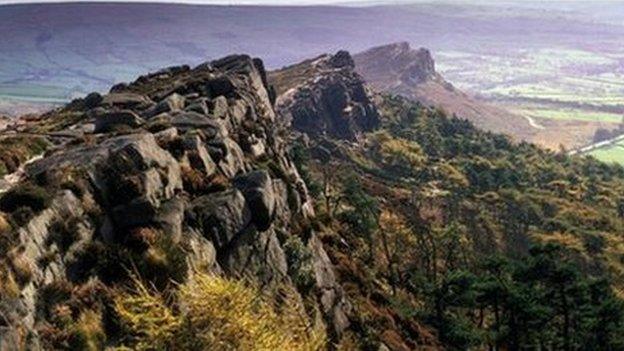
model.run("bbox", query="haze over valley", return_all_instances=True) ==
[1,2,623,160]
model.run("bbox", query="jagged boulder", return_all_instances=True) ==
[83,92,103,109]
[26,133,182,232]
[100,135,183,229]
[101,92,154,110]
[144,93,186,117]
[185,97,209,115]
[187,189,251,250]
[328,50,355,69]
[210,137,246,177]
[153,196,186,244]
[181,134,217,177]
[171,111,228,138]
[210,96,229,119]
[94,109,144,133]
[234,170,276,231]
[271,50,380,141]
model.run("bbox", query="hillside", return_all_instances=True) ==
[272,51,624,349]
[1,50,624,350]
[353,42,535,140]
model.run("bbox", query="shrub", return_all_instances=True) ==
[48,218,81,253]
[138,234,188,288]
[114,276,182,350]
[0,136,49,174]
[10,206,35,227]
[67,309,106,351]
[8,250,33,286]
[373,131,426,173]
[39,307,106,350]
[207,173,231,192]
[0,183,52,213]
[37,280,109,350]
[115,273,326,351]
[0,265,20,299]
[180,164,209,194]
[284,236,316,293]
[76,232,187,289]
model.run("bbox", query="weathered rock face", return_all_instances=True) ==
[353,42,534,139]
[0,191,91,351]
[234,170,275,231]
[271,51,380,141]
[354,42,436,87]
[0,54,350,348]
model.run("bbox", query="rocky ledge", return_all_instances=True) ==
[270,50,380,141]
[0,55,350,349]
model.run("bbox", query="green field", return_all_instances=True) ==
[513,107,623,123]
[588,141,624,164]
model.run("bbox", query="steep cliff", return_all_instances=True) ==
[270,51,380,141]
[0,55,350,349]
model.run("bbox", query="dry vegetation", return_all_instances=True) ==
[115,273,326,351]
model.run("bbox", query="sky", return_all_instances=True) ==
[0,0,385,4]
[0,0,620,6]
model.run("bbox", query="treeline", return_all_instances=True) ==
[293,95,624,350]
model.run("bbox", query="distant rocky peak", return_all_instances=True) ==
[353,41,437,86]
[403,47,436,84]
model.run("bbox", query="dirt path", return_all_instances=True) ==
[569,133,624,156]
[523,115,545,129]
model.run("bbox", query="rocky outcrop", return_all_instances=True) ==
[234,170,276,231]
[0,191,93,350]
[353,42,533,139]
[0,54,350,348]
[354,42,437,87]
[270,51,380,141]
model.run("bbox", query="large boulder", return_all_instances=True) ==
[144,93,186,118]
[220,228,288,285]
[94,109,144,133]
[187,189,251,250]
[328,50,355,69]
[26,134,182,231]
[100,135,183,229]
[309,233,351,336]
[181,135,217,177]
[234,170,276,231]
[171,111,228,139]
[101,92,154,110]
[273,51,380,141]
